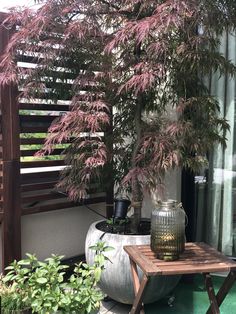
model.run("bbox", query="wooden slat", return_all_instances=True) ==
[20,125,53,133]
[19,81,98,95]
[21,181,99,195]
[21,148,64,157]
[21,170,60,184]
[19,93,99,103]
[22,200,77,215]
[22,195,106,215]
[160,264,234,275]
[139,251,231,266]
[22,191,67,204]
[21,181,58,192]
[1,161,21,269]
[20,138,46,145]
[0,15,22,269]
[17,54,100,72]
[39,81,73,91]
[124,246,160,276]
[20,115,59,123]
[151,257,230,266]
[197,242,236,263]
[21,160,64,168]
[18,90,72,101]
[20,137,71,145]
[17,54,99,71]
[19,103,69,111]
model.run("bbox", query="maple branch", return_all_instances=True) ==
[130,41,144,232]
[99,0,121,11]
[98,0,136,17]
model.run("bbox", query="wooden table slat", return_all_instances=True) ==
[151,259,232,267]
[140,251,229,261]
[159,265,233,275]
[124,243,236,276]
[123,246,162,275]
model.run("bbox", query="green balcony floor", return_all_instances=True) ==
[100,275,236,314]
[145,275,236,314]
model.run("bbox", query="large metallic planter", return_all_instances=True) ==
[85,221,181,304]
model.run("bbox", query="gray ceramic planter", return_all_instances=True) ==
[85,221,181,305]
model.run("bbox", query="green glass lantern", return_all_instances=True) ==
[151,200,186,261]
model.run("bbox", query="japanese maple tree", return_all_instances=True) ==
[1,0,236,232]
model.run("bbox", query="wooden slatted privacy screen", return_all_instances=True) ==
[0,12,22,271]
[0,12,110,271]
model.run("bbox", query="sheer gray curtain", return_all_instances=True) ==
[201,32,236,256]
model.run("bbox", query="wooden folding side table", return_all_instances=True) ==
[124,242,236,314]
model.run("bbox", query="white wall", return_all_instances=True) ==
[0,203,105,270]
[21,203,106,260]
[142,169,182,218]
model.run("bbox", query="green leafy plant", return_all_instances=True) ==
[1,242,112,314]
[106,217,130,234]
[0,275,28,312]
[106,218,129,226]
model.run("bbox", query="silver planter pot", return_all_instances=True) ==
[85,221,181,305]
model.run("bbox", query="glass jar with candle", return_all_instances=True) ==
[151,200,186,261]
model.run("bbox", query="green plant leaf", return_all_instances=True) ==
[94,267,102,281]
[36,277,48,284]
[103,246,114,252]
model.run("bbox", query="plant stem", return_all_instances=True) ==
[131,42,143,233]
[131,96,143,233]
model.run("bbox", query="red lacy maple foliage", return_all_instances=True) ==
[0,1,235,225]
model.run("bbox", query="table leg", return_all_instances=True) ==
[204,273,220,314]
[130,258,140,296]
[206,271,236,314]
[129,258,149,314]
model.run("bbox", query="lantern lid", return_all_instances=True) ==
[157,199,180,209]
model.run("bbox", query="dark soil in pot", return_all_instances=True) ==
[96,219,150,235]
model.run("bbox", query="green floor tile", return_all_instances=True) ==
[145,275,236,314]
